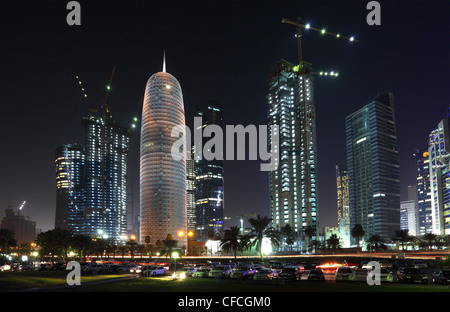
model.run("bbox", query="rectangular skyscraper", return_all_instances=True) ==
[267,59,319,241]
[55,144,85,230]
[345,92,400,244]
[336,165,350,247]
[428,115,450,235]
[415,148,433,235]
[82,116,130,244]
[194,101,225,241]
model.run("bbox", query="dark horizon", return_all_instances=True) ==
[1,0,449,234]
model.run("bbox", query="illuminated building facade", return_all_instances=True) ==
[400,200,419,236]
[140,66,187,247]
[428,115,450,235]
[55,144,84,230]
[82,116,130,244]
[194,101,224,241]
[415,148,433,235]
[336,165,350,247]
[267,59,319,240]
[345,92,400,244]
[186,153,196,233]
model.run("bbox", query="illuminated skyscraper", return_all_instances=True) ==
[428,114,450,235]
[140,60,187,247]
[336,165,350,247]
[194,101,224,241]
[82,116,130,243]
[345,92,400,244]
[415,148,432,235]
[54,144,84,230]
[267,59,319,241]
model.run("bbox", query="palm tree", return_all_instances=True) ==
[71,234,92,261]
[36,229,63,264]
[280,224,295,254]
[326,234,341,253]
[351,224,365,249]
[245,215,281,262]
[422,233,437,250]
[160,234,178,258]
[0,229,17,254]
[126,239,138,260]
[367,234,385,253]
[394,229,411,251]
[220,226,245,259]
[304,225,315,253]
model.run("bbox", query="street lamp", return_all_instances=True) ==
[172,251,180,273]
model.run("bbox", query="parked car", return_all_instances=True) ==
[432,270,450,285]
[208,265,232,278]
[335,267,355,282]
[192,267,211,278]
[397,267,428,284]
[307,268,325,282]
[378,268,394,283]
[412,260,428,269]
[140,265,167,277]
[253,268,278,281]
[0,263,11,271]
[173,266,197,279]
[230,265,256,279]
[279,266,301,281]
[378,260,393,269]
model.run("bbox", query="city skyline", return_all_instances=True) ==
[1,1,449,234]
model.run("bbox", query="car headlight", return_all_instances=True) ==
[180,273,186,279]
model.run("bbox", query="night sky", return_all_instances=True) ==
[0,0,449,234]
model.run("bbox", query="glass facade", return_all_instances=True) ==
[345,92,400,244]
[336,165,350,247]
[55,144,84,230]
[82,117,129,244]
[415,148,433,235]
[55,117,130,244]
[267,59,318,239]
[194,101,224,241]
[140,71,187,247]
[428,117,450,235]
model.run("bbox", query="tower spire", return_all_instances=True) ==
[162,50,166,73]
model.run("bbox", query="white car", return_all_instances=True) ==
[174,266,197,278]
[253,268,278,280]
[230,265,256,279]
[0,264,11,271]
[141,265,167,277]
[335,267,355,282]
[208,265,232,278]
[192,267,211,278]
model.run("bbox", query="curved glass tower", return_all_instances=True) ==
[140,65,187,248]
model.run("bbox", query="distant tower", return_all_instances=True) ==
[336,165,350,247]
[194,101,225,241]
[345,92,400,244]
[140,55,187,247]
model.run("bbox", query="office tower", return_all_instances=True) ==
[186,153,196,232]
[400,200,419,236]
[194,101,225,241]
[336,165,350,247]
[428,115,450,235]
[55,144,84,230]
[415,149,433,235]
[140,61,187,248]
[79,115,130,244]
[267,59,319,239]
[1,206,36,244]
[345,92,400,244]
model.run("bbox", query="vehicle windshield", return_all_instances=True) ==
[441,271,450,277]
[214,266,225,270]
[404,268,421,274]
[338,268,352,273]
[283,268,296,272]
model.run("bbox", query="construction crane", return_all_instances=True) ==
[101,65,116,122]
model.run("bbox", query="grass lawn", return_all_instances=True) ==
[0,271,131,291]
[58,276,450,292]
